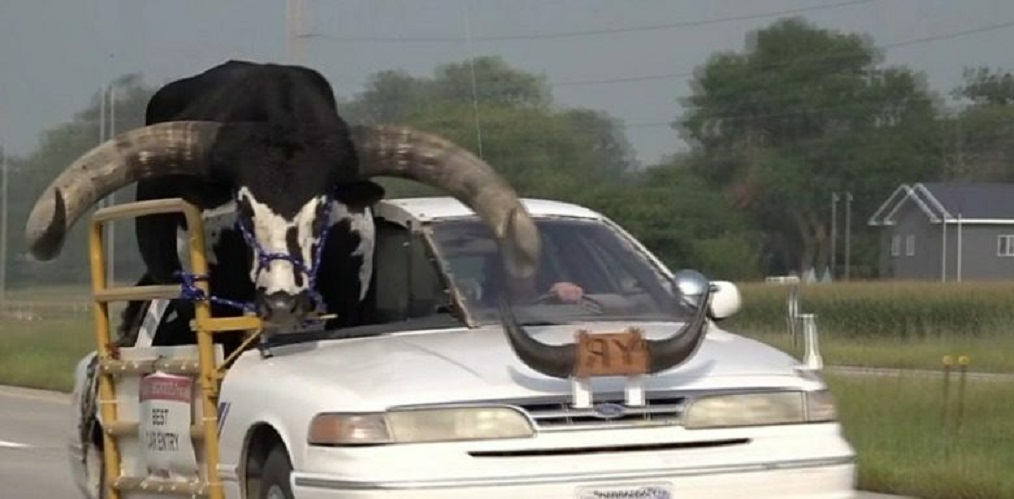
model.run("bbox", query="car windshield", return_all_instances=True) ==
[429,216,688,325]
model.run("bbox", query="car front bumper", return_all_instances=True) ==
[291,456,855,498]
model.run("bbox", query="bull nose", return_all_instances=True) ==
[255,290,312,322]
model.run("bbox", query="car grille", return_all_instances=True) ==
[512,393,686,431]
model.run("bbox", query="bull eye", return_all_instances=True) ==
[312,217,327,238]
[285,227,304,263]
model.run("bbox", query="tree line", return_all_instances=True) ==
[5,17,1014,288]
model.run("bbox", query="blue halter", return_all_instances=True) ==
[174,190,337,316]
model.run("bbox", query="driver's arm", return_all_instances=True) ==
[549,281,584,303]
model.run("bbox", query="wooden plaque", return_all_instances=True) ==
[573,328,650,378]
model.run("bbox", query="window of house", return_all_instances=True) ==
[891,235,901,256]
[998,235,1014,257]
[905,235,915,256]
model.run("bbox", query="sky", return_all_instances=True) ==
[2,0,1013,166]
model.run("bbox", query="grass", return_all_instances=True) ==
[0,318,96,392]
[743,331,1014,373]
[728,280,1014,339]
[721,280,1014,373]
[827,372,1014,499]
[5,284,93,301]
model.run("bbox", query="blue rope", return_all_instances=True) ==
[173,190,337,315]
[173,271,257,313]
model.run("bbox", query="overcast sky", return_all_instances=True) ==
[2,0,1013,165]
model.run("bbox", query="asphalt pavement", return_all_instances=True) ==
[0,384,916,499]
[0,385,80,499]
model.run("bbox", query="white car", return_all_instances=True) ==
[68,197,857,499]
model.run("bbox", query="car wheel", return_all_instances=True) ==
[79,441,105,499]
[259,446,294,499]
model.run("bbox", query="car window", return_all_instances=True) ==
[430,217,684,325]
[370,220,458,323]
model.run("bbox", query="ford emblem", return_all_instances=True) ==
[592,402,626,420]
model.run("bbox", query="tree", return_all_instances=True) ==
[680,18,944,275]
[339,69,433,125]
[432,56,552,109]
[340,56,635,199]
[942,67,1014,181]
[575,162,763,279]
[12,73,156,286]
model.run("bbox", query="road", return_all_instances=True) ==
[0,384,916,499]
[0,385,80,498]
[826,365,1014,382]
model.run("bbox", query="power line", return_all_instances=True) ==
[339,17,1014,93]
[881,18,1014,49]
[555,71,696,87]
[556,19,1014,88]
[301,0,876,43]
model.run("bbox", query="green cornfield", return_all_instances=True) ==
[724,280,1014,339]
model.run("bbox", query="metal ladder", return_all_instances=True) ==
[88,198,263,499]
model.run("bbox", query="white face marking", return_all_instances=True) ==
[238,187,322,296]
[199,202,236,266]
[235,188,376,303]
[328,203,375,301]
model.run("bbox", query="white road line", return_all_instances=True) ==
[0,440,30,449]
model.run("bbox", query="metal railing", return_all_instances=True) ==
[88,198,263,499]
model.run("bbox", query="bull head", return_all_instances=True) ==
[23,122,541,323]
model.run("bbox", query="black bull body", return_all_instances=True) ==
[23,59,710,379]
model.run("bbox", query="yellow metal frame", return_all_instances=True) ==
[89,198,263,499]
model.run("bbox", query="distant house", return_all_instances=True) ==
[868,182,1014,281]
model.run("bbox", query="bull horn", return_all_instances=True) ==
[351,125,540,279]
[24,121,223,261]
[500,266,714,379]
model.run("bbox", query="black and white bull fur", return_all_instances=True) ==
[117,60,385,349]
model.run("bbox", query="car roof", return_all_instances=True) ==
[374,196,605,224]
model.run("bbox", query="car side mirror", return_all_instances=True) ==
[708,281,741,320]
[672,270,741,321]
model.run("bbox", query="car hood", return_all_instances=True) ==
[237,322,814,410]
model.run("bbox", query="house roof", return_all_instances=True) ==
[868,182,1014,226]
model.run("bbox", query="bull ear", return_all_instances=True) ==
[333,180,385,208]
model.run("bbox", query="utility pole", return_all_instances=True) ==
[106,86,116,285]
[845,191,853,280]
[0,140,8,314]
[287,0,306,64]
[830,192,839,278]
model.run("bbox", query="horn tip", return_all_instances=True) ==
[24,188,68,261]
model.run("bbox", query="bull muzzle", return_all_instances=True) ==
[255,289,314,326]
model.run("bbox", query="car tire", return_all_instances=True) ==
[88,447,106,499]
[259,445,294,499]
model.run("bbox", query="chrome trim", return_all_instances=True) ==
[381,387,827,434]
[292,455,855,490]
[518,394,686,432]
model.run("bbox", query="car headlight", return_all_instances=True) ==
[683,390,836,429]
[804,389,837,422]
[308,406,535,446]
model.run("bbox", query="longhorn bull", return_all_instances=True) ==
[24,60,539,341]
[24,60,709,380]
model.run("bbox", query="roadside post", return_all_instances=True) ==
[800,313,823,370]
[941,355,953,427]
[956,355,970,433]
